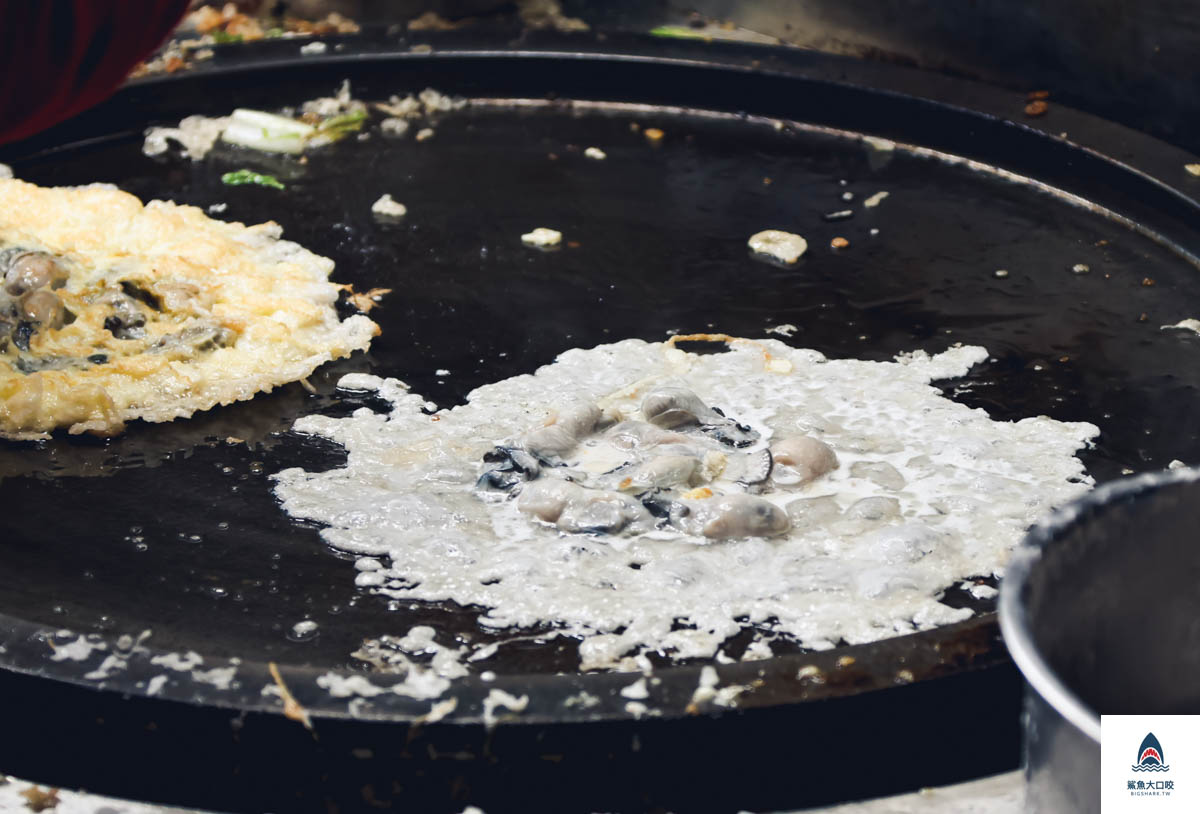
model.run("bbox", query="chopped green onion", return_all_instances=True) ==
[218,107,366,154]
[221,170,286,190]
[648,25,711,40]
[317,110,368,141]
[211,30,244,44]
[221,109,313,153]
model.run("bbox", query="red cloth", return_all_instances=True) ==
[0,0,189,146]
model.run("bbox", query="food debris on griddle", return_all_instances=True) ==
[1024,100,1049,117]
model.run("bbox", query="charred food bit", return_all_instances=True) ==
[346,287,393,313]
[1024,100,1049,117]
[18,786,60,813]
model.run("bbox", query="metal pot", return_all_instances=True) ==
[1000,468,1200,813]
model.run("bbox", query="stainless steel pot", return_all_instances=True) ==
[1000,468,1200,813]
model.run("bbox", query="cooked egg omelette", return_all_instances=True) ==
[0,179,378,440]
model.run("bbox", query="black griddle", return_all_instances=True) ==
[2,33,1200,813]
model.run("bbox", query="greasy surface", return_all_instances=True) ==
[0,48,1199,810]
[7,99,1200,672]
[3,100,1198,674]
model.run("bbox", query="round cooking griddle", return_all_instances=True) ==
[3,33,1200,813]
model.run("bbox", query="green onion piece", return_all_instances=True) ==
[220,170,286,190]
[317,110,368,140]
[648,25,711,40]
[211,30,244,44]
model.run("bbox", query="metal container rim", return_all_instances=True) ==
[999,465,1200,744]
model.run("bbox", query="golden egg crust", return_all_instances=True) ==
[0,179,378,439]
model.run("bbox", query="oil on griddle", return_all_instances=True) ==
[2,93,1198,682]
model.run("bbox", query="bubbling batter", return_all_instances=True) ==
[273,336,1098,670]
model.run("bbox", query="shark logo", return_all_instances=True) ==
[1131,732,1170,772]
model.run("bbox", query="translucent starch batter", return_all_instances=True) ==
[273,337,1098,671]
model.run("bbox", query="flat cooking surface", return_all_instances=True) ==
[2,44,1199,812]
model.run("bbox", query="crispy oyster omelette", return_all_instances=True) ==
[0,179,378,440]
